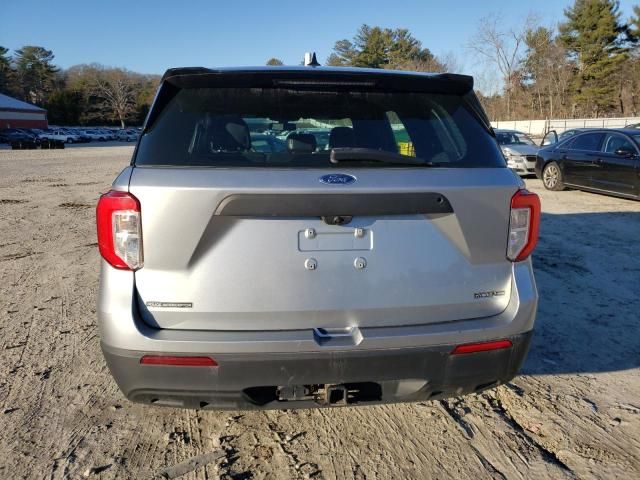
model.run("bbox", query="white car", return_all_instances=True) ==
[40,129,81,144]
[116,129,139,142]
[83,129,111,141]
[495,129,539,176]
[99,129,118,141]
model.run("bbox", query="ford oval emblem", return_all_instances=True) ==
[319,173,356,185]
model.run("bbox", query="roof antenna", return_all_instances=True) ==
[304,52,321,67]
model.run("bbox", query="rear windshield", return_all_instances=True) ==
[135,87,505,168]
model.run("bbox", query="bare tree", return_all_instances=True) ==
[388,51,462,74]
[90,68,138,128]
[437,51,463,74]
[468,15,536,119]
[387,56,446,72]
[523,26,565,118]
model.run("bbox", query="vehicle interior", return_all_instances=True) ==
[136,87,506,168]
[602,134,635,154]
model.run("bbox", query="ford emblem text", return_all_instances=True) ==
[319,173,356,185]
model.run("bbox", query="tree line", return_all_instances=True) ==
[1,0,638,124]
[271,1,640,120]
[471,1,640,120]
[0,47,158,127]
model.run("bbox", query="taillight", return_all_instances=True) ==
[96,190,143,270]
[507,189,540,262]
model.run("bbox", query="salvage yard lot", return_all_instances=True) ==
[0,146,639,479]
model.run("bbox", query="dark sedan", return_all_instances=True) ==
[0,129,39,144]
[535,128,640,200]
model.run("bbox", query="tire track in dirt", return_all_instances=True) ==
[0,254,40,412]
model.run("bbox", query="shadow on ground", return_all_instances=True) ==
[523,211,640,375]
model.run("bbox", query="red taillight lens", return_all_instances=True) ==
[140,355,218,366]
[96,190,143,270]
[507,189,540,262]
[451,339,513,355]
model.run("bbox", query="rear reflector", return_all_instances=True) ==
[140,355,218,366]
[451,339,513,355]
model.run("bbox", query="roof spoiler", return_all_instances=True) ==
[143,67,477,133]
[159,67,473,94]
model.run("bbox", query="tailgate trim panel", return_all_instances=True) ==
[214,192,453,217]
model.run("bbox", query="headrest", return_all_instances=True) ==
[329,127,355,148]
[287,133,317,153]
[209,116,250,152]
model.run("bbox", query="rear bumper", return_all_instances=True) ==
[507,158,536,176]
[98,260,538,409]
[508,165,536,176]
[102,331,533,409]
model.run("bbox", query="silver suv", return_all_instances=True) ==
[96,66,540,409]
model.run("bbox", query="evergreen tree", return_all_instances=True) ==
[14,46,58,105]
[326,25,438,70]
[0,46,17,96]
[630,5,640,40]
[327,40,357,66]
[627,5,640,115]
[559,0,629,115]
[45,89,84,125]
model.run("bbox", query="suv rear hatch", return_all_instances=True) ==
[129,67,517,331]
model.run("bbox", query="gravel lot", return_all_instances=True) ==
[0,146,639,479]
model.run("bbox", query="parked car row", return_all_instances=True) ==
[0,126,141,145]
[494,125,639,200]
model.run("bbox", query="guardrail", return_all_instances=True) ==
[491,117,640,136]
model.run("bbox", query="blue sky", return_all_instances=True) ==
[2,0,638,78]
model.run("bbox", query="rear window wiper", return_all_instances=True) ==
[330,148,432,166]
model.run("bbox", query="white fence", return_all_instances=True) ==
[490,117,640,137]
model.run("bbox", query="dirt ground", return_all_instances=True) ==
[0,146,639,479]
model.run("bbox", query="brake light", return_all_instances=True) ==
[140,355,218,366]
[507,189,540,262]
[451,339,513,355]
[96,190,143,270]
